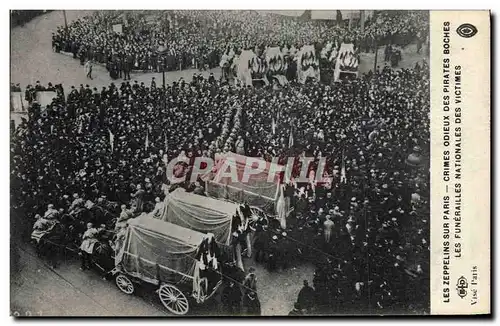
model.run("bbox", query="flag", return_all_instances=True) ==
[272,118,276,135]
[340,153,347,184]
[288,129,294,148]
[109,130,114,152]
[145,129,149,150]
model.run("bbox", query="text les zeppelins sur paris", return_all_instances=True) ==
[441,20,463,303]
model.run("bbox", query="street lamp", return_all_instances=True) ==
[63,10,68,30]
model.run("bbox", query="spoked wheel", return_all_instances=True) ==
[158,284,189,315]
[115,273,135,295]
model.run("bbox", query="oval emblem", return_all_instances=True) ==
[456,276,468,298]
[457,23,478,38]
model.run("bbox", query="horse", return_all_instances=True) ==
[66,208,95,239]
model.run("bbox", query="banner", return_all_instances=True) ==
[296,45,320,84]
[333,43,359,82]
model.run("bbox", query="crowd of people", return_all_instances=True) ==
[51,10,428,77]
[233,62,430,314]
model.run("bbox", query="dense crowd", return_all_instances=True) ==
[52,10,428,75]
[11,52,429,314]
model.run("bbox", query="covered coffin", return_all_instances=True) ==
[156,188,236,245]
[115,215,206,284]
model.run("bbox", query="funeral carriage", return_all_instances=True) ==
[110,214,226,315]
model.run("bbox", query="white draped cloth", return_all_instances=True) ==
[235,139,245,155]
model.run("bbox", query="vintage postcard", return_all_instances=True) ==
[9,9,490,317]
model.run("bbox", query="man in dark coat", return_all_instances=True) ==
[208,72,216,84]
[116,55,123,79]
[132,184,145,213]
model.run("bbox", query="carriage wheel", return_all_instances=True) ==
[158,284,189,315]
[115,274,135,294]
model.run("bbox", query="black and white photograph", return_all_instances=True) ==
[10,8,454,317]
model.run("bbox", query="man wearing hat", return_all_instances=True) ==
[221,279,242,314]
[297,280,316,313]
[69,193,85,215]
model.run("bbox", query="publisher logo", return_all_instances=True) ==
[457,23,478,38]
[456,276,468,298]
